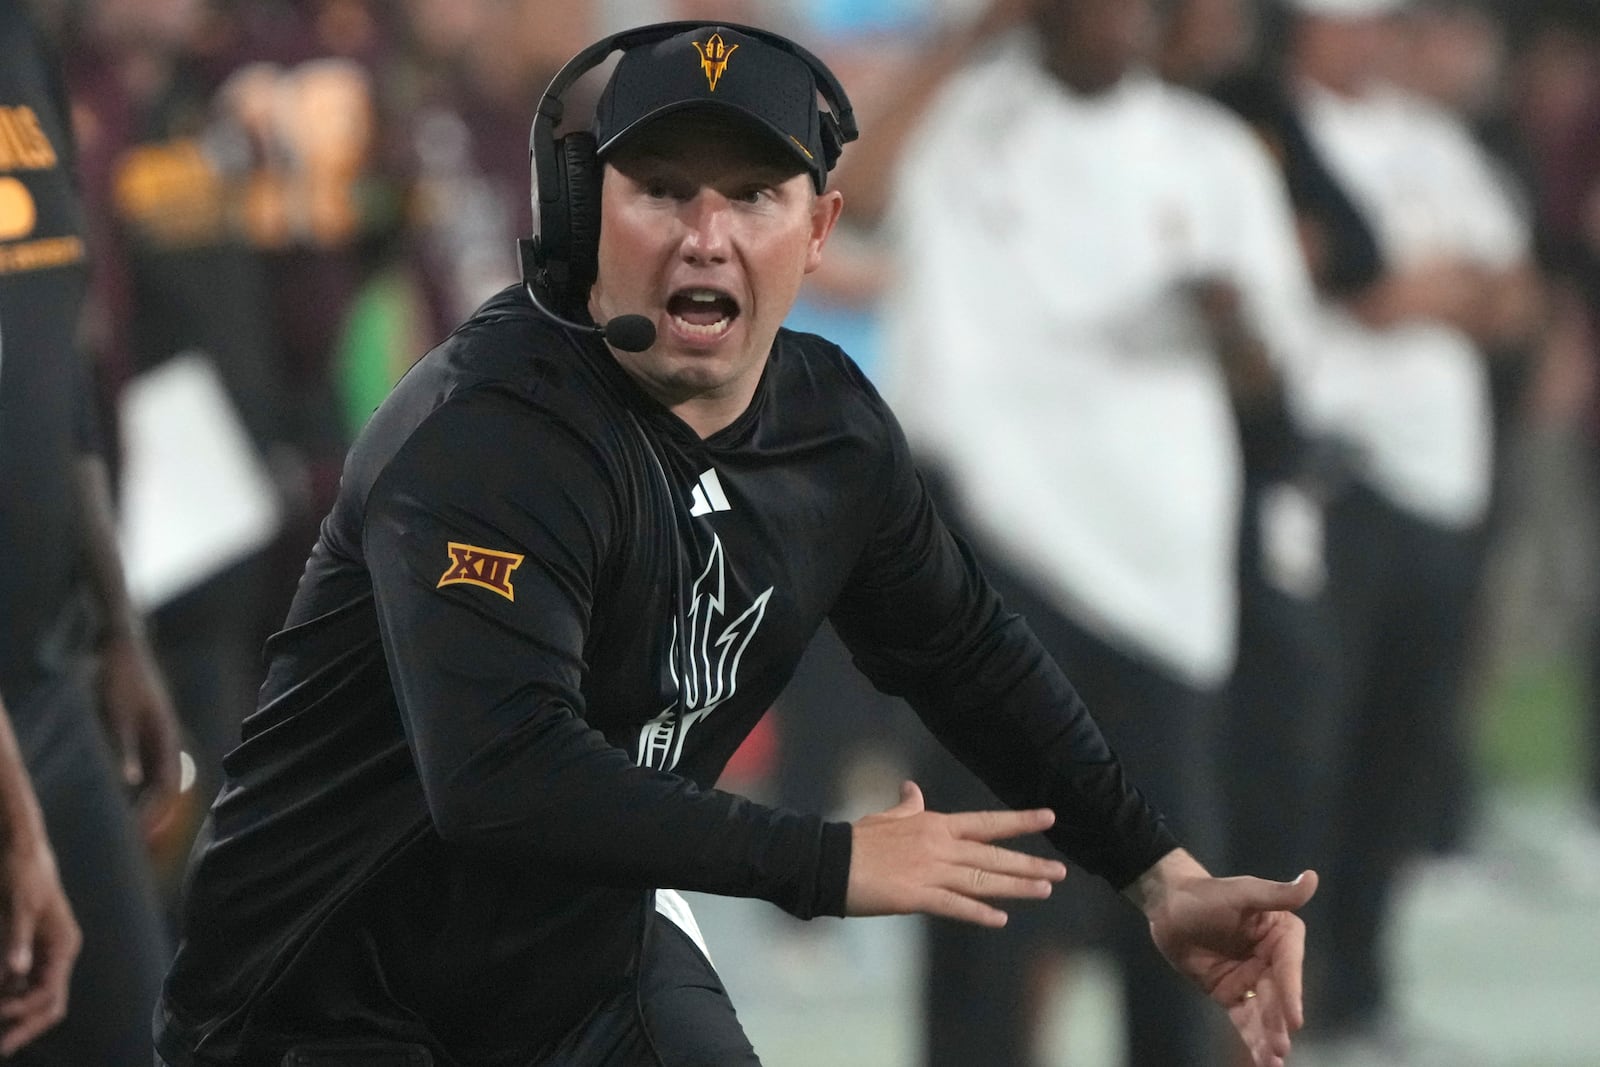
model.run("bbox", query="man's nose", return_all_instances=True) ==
[678,190,732,264]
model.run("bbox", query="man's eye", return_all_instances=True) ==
[736,187,768,204]
[644,182,672,199]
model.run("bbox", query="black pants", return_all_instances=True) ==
[10,664,171,1067]
[538,916,760,1067]
[156,917,757,1067]
[917,544,1226,1067]
[1309,484,1483,1032]
[1223,474,1343,883]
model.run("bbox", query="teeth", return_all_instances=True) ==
[670,288,735,338]
[672,315,732,337]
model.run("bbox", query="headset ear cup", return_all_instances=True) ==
[561,132,602,308]
[820,115,844,173]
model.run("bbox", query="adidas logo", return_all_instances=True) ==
[688,468,731,517]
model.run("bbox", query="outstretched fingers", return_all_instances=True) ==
[874,844,1068,927]
[946,805,1057,842]
[953,840,1066,891]
[920,886,1013,928]
[847,787,1069,925]
[901,815,1068,924]
[939,807,1065,902]
[912,859,1061,926]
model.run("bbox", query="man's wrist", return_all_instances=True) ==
[1121,847,1207,918]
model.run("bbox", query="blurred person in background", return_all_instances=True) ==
[1167,0,1387,299]
[1159,0,1374,966]
[1282,0,1545,1057]
[390,0,600,345]
[1498,0,1600,888]
[63,0,298,907]
[1401,1,1510,126]
[1,2,181,1061]
[189,0,409,655]
[1394,0,1569,870]
[839,0,1321,1062]
[0,697,79,1058]
[336,0,601,441]
[1159,0,1263,90]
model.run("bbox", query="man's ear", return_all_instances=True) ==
[805,189,846,273]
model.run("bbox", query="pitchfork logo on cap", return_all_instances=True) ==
[692,33,739,92]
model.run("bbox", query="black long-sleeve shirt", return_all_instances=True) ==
[159,285,1177,1066]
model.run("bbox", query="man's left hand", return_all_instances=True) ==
[1128,849,1319,1067]
[97,633,183,841]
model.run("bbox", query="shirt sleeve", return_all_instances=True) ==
[361,386,849,919]
[828,404,1180,889]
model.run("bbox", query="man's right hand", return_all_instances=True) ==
[0,834,80,1055]
[846,781,1066,927]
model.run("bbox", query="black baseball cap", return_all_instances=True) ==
[592,26,832,191]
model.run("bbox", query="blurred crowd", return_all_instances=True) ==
[8,0,1600,1063]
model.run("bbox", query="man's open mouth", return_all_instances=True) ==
[667,288,740,338]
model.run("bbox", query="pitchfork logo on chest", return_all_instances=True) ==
[636,533,772,771]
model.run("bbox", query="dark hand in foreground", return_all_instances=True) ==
[0,834,80,1055]
[1130,849,1319,1067]
[846,781,1067,927]
[98,632,183,841]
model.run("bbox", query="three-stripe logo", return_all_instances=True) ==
[688,468,731,517]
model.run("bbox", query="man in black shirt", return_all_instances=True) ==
[2,2,182,1062]
[160,22,1317,1067]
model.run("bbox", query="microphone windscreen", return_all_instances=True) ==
[604,315,656,353]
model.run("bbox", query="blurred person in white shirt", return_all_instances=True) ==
[835,0,1321,1062]
[1284,0,1545,1052]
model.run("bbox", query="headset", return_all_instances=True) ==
[519,20,859,327]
